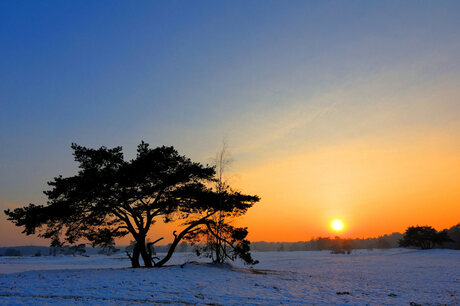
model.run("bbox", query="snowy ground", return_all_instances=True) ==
[0,248,458,305]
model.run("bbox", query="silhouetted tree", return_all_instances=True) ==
[189,143,258,265]
[154,183,259,267]
[399,226,453,249]
[192,224,258,265]
[5,142,259,268]
[201,143,232,263]
[443,223,460,249]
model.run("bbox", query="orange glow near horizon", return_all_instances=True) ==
[231,129,460,242]
[1,128,459,247]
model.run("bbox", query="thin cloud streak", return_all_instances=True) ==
[231,102,339,156]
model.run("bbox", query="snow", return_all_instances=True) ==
[0,248,459,305]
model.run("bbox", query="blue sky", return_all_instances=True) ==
[1,1,459,244]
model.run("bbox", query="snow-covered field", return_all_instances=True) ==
[0,248,458,305]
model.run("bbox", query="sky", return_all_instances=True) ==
[1,1,459,246]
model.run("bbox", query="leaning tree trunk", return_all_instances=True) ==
[152,213,217,268]
[154,233,183,267]
[154,217,211,267]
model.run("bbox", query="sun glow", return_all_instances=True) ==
[331,219,345,231]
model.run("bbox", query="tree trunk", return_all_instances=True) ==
[155,221,206,267]
[135,236,153,268]
[154,214,215,267]
[140,244,153,267]
[154,234,182,267]
[129,243,141,268]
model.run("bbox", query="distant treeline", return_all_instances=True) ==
[2,224,459,256]
[253,223,459,252]
[0,245,103,257]
[0,241,194,257]
[250,233,402,252]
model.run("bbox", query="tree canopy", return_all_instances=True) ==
[5,142,260,267]
[399,226,453,249]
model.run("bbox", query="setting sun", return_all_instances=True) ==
[331,219,345,232]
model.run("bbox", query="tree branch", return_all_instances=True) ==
[154,211,218,267]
